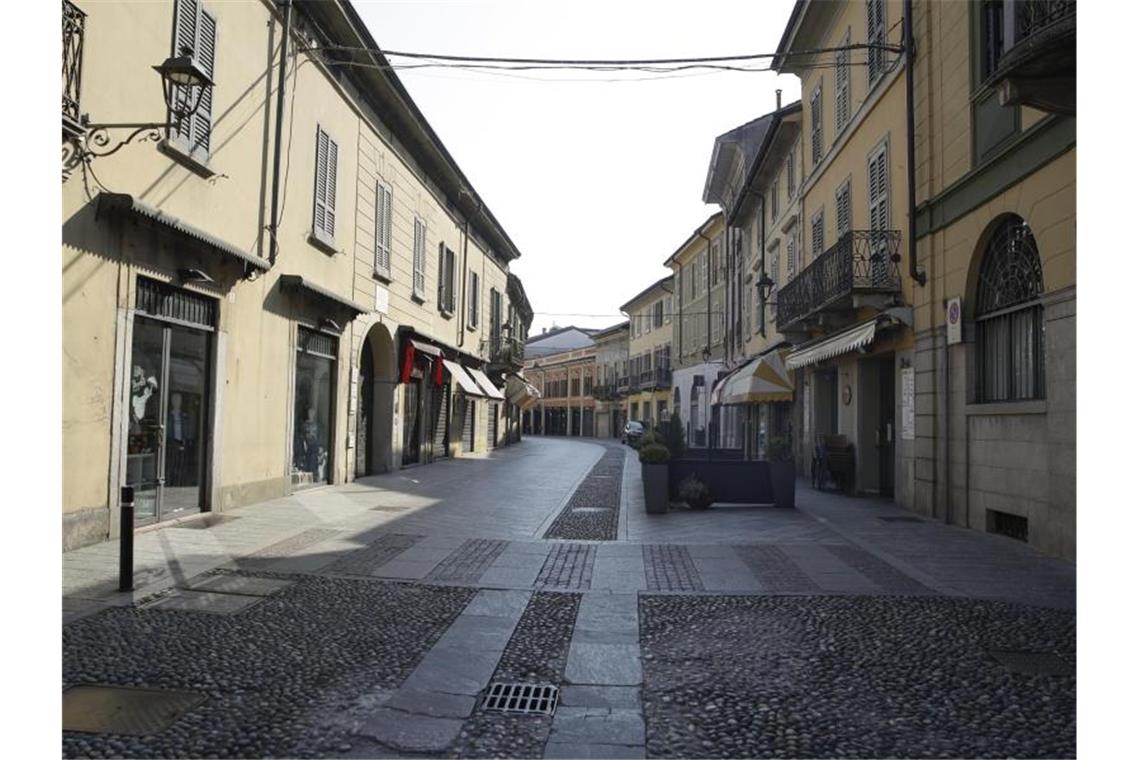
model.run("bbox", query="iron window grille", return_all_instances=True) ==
[63,0,86,130]
[974,216,1046,403]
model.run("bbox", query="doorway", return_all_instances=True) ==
[877,355,896,496]
[292,327,336,487]
[126,281,214,527]
[355,339,374,476]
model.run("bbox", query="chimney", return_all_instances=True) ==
[776,89,782,109]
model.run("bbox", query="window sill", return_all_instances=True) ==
[372,270,392,284]
[964,399,1047,417]
[308,231,338,255]
[466,323,478,333]
[439,308,454,320]
[411,291,426,305]
[159,139,216,179]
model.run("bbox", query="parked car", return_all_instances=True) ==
[622,420,645,447]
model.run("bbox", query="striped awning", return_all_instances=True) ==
[442,359,487,398]
[785,319,879,370]
[716,347,796,406]
[506,374,541,409]
[467,367,505,400]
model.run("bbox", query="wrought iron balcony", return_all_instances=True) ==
[487,337,525,371]
[776,230,902,331]
[617,375,630,392]
[989,0,1075,115]
[635,367,672,390]
[591,383,622,401]
[62,0,86,139]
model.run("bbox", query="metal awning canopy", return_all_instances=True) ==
[467,367,505,400]
[409,339,441,357]
[506,374,541,409]
[785,318,878,370]
[715,347,795,405]
[279,274,367,316]
[442,359,487,398]
[96,192,270,273]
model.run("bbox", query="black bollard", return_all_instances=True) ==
[119,486,135,592]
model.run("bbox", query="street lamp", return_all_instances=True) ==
[757,274,776,302]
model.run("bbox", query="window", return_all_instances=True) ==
[583,375,593,396]
[786,233,795,277]
[980,0,1005,80]
[836,180,852,239]
[743,284,751,335]
[489,288,502,353]
[571,377,580,397]
[653,300,664,328]
[468,270,480,328]
[754,281,764,332]
[975,216,1045,402]
[689,263,697,300]
[836,30,851,131]
[664,296,672,324]
[412,217,427,299]
[868,142,890,232]
[811,210,824,259]
[771,248,781,287]
[973,1,1020,162]
[867,0,886,85]
[810,85,823,166]
[700,250,708,291]
[711,241,721,285]
[786,150,796,199]
[373,184,393,278]
[169,0,216,160]
[770,184,779,221]
[312,125,338,246]
[438,244,456,314]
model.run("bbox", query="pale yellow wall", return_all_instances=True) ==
[626,282,673,365]
[669,215,726,367]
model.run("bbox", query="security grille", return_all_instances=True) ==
[480,683,559,715]
[298,326,336,359]
[135,277,217,329]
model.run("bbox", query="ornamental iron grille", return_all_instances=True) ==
[776,230,902,329]
[975,216,1045,402]
[62,0,86,128]
[1017,0,1075,42]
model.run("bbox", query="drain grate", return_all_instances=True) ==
[480,682,559,715]
[63,685,206,735]
[878,516,922,523]
[988,650,1074,676]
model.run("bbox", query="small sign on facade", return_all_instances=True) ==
[900,367,915,441]
[375,284,389,315]
[946,296,962,346]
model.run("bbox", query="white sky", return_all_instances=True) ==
[354,0,801,336]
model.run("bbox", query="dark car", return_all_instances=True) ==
[621,420,645,447]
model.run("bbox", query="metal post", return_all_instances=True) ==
[118,486,135,592]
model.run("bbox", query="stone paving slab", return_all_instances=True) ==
[382,688,477,719]
[559,686,642,709]
[141,588,264,614]
[548,707,646,745]
[372,559,439,580]
[778,543,882,594]
[565,642,642,686]
[544,741,646,759]
[185,574,296,597]
[357,708,465,753]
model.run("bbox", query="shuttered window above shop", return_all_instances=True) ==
[867,0,886,85]
[313,126,338,246]
[836,30,851,131]
[413,217,427,299]
[810,85,823,166]
[836,180,852,238]
[811,209,824,259]
[169,0,216,161]
[375,183,393,279]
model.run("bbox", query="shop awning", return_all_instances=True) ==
[506,374,542,409]
[785,318,878,370]
[467,367,505,400]
[280,275,368,316]
[719,347,795,405]
[442,359,487,398]
[409,339,441,357]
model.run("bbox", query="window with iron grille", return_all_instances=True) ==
[169,0,217,161]
[438,244,456,314]
[811,209,824,259]
[468,270,480,328]
[810,85,823,166]
[836,30,851,131]
[975,216,1045,402]
[413,217,427,299]
[867,0,886,85]
[375,183,393,279]
[313,125,338,245]
[63,1,85,128]
[836,180,852,239]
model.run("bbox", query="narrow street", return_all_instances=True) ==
[62,438,1075,759]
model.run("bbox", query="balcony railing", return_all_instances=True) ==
[488,337,525,369]
[634,367,672,390]
[776,230,901,330]
[1017,0,1075,40]
[63,0,86,137]
[617,375,630,392]
[990,0,1075,114]
[591,383,622,401]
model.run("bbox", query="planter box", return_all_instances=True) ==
[642,462,669,514]
[769,461,796,508]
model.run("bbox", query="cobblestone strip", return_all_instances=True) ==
[826,544,936,595]
[455,592,582,758]
[643,544,705,592]
[733,544,822,593]
[535,543,596,590]
[427,539,510,583]
[324,533,424,577]
[232,527,343,571]
[543,448,625,541]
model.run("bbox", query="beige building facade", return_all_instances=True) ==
[621,277,675,430]
[61,0,529,550]
[524,349,597,437]
[589,322,630,439]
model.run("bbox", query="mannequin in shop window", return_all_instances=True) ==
[296,406,326,480]
[166,392,196,486]
[129,364,159,455]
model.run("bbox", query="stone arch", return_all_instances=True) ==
[355,320,397,477]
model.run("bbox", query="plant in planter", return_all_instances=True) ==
[662,414,687,461]
[767,436,796,508]
[678,474,714,510]
[639,442,671,514]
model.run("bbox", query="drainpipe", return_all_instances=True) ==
[904,0,926,287]
[267,0,292,267]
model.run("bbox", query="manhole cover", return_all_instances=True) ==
[988,650,1074,676]
[173,513,238,529]
[63,685,206,735]
[481,682,559,715]
[878,516,922,523]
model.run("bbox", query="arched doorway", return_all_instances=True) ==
[356,322,396,477]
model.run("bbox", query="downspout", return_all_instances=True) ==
[267,0,293,267]
[904,0,926,287]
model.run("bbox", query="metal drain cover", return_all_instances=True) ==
[988,650,1074,676]
[63,685,206,735]
[878,516,922,523]
[481,682,559,715]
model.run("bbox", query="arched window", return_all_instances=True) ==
[975,216,1045,402]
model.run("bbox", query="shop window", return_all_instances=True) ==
[294,327,336,483]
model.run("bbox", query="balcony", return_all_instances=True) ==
[635,367,672,391]
[988,0,1075,115]
[617,375,630,393]
[591,383,622,401]
[776,230,902,332]
[62,0,86,140]
[487,337,525,372]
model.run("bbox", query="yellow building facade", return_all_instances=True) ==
[61,0,529,549]
[621,277,674,430]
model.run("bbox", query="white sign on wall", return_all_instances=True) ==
[375,284,389,315]
[946,296,962,345]
[900,367,915,441]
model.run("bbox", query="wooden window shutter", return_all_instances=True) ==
[375,184,392,277]
[836,182,851,238]
[325,136,338,236]
[836,32,850,130]
[438,243,445,306]
[413,218,426,297]
[867,0,885,83]
[812,212,824,258]
[190,9,216,155]
[313,127,329,237]
[811,87,822,165]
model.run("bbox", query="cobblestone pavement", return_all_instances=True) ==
[543,446,625,541]
[639,595,1075,759]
